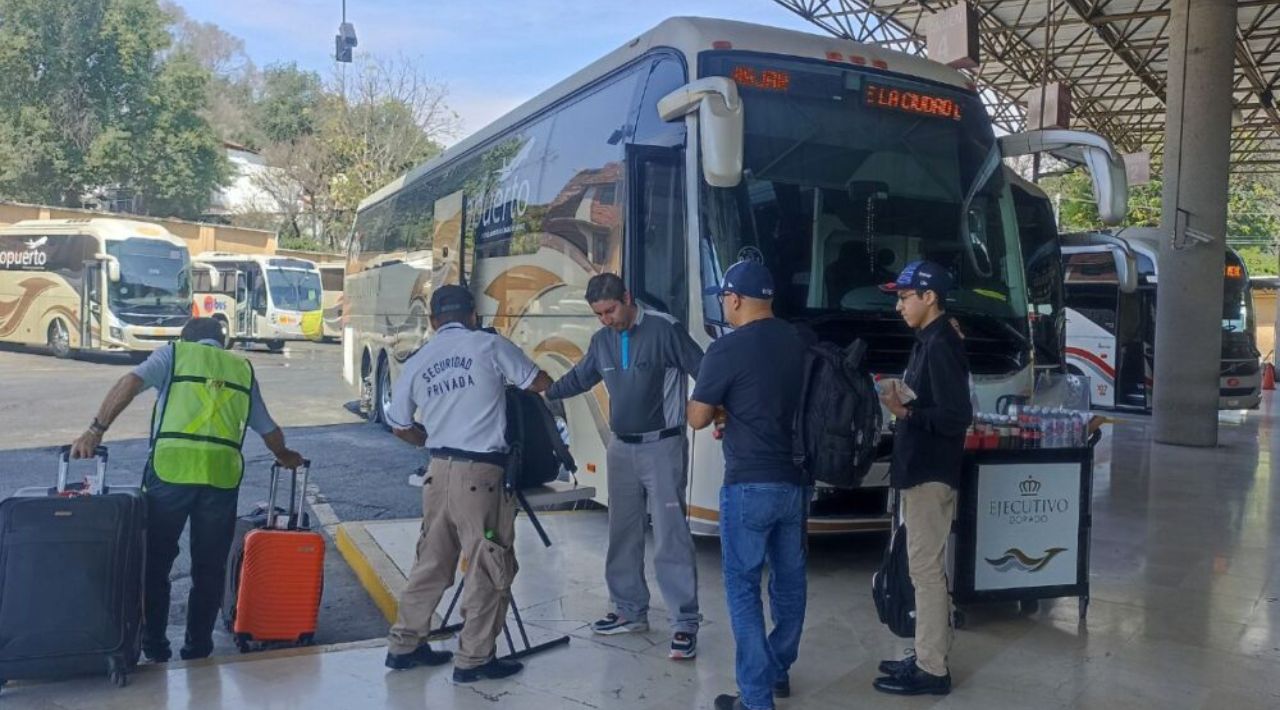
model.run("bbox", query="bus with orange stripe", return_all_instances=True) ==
[0,218,190,359]
[1063,228,1260,411]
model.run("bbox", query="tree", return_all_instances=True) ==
[0,0,229,217]
[256,64,325,144]
[246,56,460,250]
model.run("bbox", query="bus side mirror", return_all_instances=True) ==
[658,77,743,188]
[104,257,121,283]
[999,129,1129,225]
[1113,249,1137,294]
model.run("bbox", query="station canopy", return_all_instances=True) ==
[774,0,1280,173]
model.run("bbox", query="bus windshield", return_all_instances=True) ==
[699,56,1026,342]
[267,268,322,311]
[1223,254,1251,334]
[106,238,191,314]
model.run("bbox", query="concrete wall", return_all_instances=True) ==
[276,247,344,264]
[0,200,277,255]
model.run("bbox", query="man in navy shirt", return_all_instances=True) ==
[688,261,809,710]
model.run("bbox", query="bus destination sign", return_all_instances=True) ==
[864,83,962,121]
[731,65,791,92]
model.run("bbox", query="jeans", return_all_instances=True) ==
[720,483,809,710]
[142,466,240,654]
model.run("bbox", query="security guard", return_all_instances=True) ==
[71,317,303,663]
[383,284,552,683]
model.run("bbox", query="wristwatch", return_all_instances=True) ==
[89,418,109,435]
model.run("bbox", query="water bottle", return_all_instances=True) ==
[1072,411,1087,447]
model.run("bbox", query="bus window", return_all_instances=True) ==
[633,56,688,147]
[320,267,345,292]
[629,146,686,320]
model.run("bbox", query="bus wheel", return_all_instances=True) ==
[375,356,392,431]
[267,340,285,352]
[47,319,73,359]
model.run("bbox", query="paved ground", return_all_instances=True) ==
[0,340,432,656]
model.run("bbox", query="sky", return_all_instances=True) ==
[176,1,823,144]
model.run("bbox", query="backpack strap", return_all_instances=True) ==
[504,387,526,491]
[791,347,820,476]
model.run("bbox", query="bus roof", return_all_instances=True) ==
[0,218,186,247]
[359,15,971,212]
[195,252,320,270]
[1068,228,1245,272]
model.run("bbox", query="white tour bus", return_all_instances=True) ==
[341,17,1125,534]
[1063,228,1261,411]
[191,253,324,350]
[317,262,345,341]
[0,218,191,359]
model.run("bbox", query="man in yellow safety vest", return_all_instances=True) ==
[71,317,303,663]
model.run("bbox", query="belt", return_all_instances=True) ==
[615,427,683,445]
[428,448,508,467]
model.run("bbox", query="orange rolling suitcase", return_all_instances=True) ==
[228,462,324,652]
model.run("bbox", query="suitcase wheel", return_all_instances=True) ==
[298,633,315,647]
[236,633,253,654]
[1019,599,1040,615]
[110,670,128,688]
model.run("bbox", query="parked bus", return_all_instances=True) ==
[0,218,190,358]
[341,17,1125,533]
[1063,228,1261,411]
[317,262,345,341]
[191,253,324,351]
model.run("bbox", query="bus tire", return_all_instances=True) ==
[47,319,73,359]
[267,339,285,352]
[374,355,392,431]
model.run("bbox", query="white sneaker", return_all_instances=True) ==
[591,613,649,635]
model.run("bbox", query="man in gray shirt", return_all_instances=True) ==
[546,273,704,660]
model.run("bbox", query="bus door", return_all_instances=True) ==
[1063,248,1122,407]
[236,267,255,338]
[1113,286,1150,410]
[80,259,104,350]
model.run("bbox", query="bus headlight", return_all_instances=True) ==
[109,326,124,341]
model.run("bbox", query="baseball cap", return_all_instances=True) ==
[430,284,475,316]
[703,260,776,300]
[880,260,953,295]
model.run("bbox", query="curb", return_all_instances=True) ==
[334,522,404,624]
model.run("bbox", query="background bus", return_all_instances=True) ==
[317,262,345,341]
[341,17,1124,534]
[1063,228,1261,411]
[0,218,190,359]
[191,253,324,351]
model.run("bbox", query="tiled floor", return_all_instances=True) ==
[7,399,1280,709]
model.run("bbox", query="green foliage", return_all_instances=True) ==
[1236,246,1278,277]
[256,64,325,144]
[0,0,228,217]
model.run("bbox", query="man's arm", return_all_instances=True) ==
[669,326,705,379]
[245,382,303,467]
[687,400,718,430]
[527,371,553,394]
[544,337,603,400]
[70,373,146,459]
[260,427,305,469]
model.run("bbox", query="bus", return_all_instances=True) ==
[0,218,190,359]
[191,253,324,351]
[341,17,1125,534]
[1063,228,1261,411]
[317,262,345,341]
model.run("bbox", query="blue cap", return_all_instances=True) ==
[704,260,776,299]
[880,260,953,295]
[430,284,475,316]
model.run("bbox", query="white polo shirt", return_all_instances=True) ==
[385,323,539,454]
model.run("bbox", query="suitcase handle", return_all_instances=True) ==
[57,444,108,494]
[267,460,311,530]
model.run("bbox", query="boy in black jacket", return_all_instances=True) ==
[874,261,972,696]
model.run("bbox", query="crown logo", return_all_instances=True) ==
[1019,476,1041,496]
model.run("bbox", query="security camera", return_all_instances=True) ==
[335,22,358,62]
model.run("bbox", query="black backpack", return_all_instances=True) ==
[504,387,576,490]
[793,339,881,488]
[872,519,917,638]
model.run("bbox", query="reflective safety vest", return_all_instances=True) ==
[151,341,254,489]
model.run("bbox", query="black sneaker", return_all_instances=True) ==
[143,644,172,663]
[179,643,213,661]
[713,694,749,710]
[385,643,453,670]
[872,659,951,696]
[453,658,523,683]
[591,612,649,635]
[774,677,791,698]
[669,631,696,660]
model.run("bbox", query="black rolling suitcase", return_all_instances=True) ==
[0,446,146,691]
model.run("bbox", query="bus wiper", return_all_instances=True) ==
[948,309,1030,350]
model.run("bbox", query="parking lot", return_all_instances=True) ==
[0,340,432,656]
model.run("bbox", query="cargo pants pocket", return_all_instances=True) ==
[473,538,518,593]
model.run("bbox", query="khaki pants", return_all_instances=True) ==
[387,458,518,669]
[901,482,957,677]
